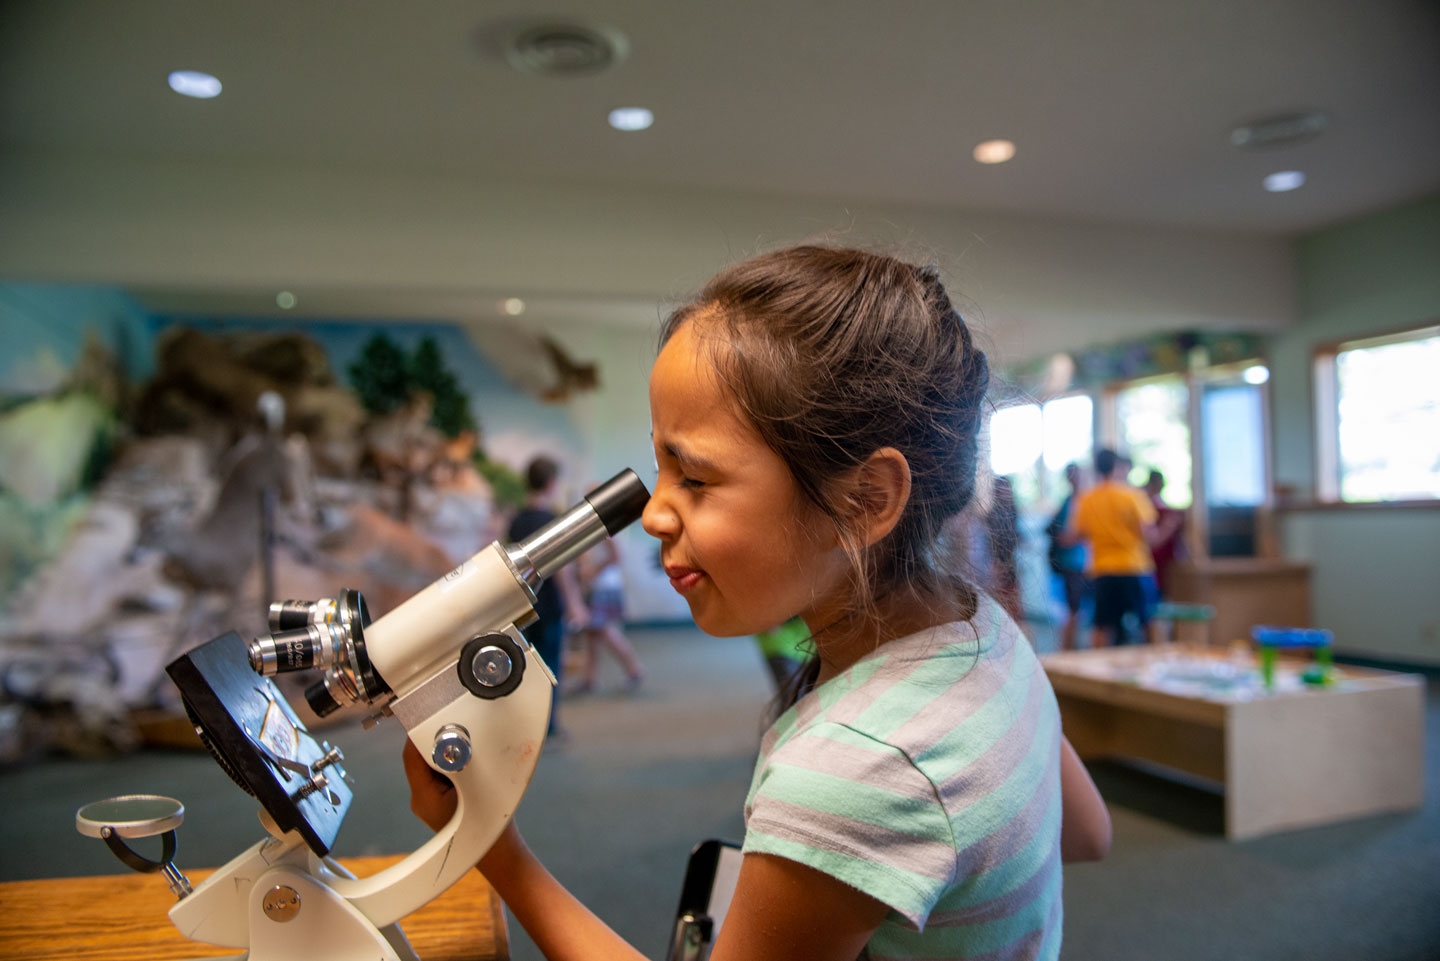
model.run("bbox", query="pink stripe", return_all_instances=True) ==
[884,618,1021,754]
[950,710,1061,876]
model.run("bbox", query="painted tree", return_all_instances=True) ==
[347,333,410,415]
[408,335,476,438]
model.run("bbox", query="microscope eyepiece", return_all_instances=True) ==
[584,469,651,536]
[509,470,652,585]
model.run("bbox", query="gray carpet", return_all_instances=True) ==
[4,625,1437,960]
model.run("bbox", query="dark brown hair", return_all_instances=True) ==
[524,455,559,493]
[661,244,990,617]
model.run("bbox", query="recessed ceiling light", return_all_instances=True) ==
[1263,171,1306,192]
[1242,365,1270,385]
[973,140,1016,164]
[505,23,629,76]
[1229,111,1328,150]
[168,70,222,99]
[276,291,297,309]
[503,298,526,316]
[608,107,654,132]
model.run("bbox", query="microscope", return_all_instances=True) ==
[76,469,650,960]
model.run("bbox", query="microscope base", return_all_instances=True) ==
[243,864,417,961]
[168,833,417,960]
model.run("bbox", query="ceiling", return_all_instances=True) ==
[3,0,1437,236]
[1,1,1437,348]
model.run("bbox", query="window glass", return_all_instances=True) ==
[1115,376,1191,508]
[1041,394,1093,474]
[988,395,1093,509]
[989,403,1042,477]
[1202,385,1265,506]
[1334,330,1440,501]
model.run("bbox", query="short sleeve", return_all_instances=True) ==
[1071,494,1091,538]
[742,721,956,929]
[1133,490,1157,525]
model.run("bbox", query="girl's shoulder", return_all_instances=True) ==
[768,596,1028,741]
[875,594,1019,670]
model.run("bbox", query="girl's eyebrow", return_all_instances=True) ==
[658,438,722,474]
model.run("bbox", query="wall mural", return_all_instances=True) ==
[1006,329,1267,398]
[0,291,599,763]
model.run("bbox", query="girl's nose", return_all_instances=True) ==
[641,491,675,539]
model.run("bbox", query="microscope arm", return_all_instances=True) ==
[324,635,551,926]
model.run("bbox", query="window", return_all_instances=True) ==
[1114,376,1192,508]
[1199,366,1270,556]
[1316,325,1440,503]
[988,394,1093,507]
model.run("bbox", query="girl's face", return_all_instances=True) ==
[642,319,850,637]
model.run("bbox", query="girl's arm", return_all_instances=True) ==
[481,824,889,961]
[1059,735,1112,862]
[403,741,889,961]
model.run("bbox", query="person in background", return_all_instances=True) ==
[572,538,646,694]
[985,475,1024,623]
[1045,462,1091,650]
[752,616,810,692]
[1143,469,1187,599]
[408,244,1110,961]
[1068,448,1156,647]
[508,455,588,740]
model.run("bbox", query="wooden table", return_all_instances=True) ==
[0,853,508,960]
[1043,645,1425,839]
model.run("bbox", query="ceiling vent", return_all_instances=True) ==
[1228,111,1329,149]
[504,22,629,76]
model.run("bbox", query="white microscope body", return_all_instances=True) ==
[84,470,649,961]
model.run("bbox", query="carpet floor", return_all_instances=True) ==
[3,624,1436,960]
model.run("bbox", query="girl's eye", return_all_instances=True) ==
[678,476,705,490]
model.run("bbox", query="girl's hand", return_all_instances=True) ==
[403,739,528,885]
[402,738,457,832]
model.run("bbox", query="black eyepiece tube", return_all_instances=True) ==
[584,469,651,536]
[305,676,344,718]
[267,598,337,632]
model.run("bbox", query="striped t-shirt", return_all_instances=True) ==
[742,598,1063,960]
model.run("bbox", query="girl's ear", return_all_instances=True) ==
[843,447,911,548]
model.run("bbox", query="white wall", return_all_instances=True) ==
[544,319,689,623]
[0,148,1297,365]
[1272,195,1440,664]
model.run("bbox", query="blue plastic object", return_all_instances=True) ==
[1251,626,1334,648]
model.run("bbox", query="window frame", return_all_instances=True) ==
[1097,358,1275,560]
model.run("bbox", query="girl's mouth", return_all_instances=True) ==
[664,565,704,594]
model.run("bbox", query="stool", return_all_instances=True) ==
[1149,602,1217,646]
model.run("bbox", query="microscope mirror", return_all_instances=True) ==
[76,794,185,839]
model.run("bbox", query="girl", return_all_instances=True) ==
[405,245,1110,960]
[571,537,646,694]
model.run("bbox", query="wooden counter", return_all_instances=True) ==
[0,853,508,960]
[1167,558,1311,645]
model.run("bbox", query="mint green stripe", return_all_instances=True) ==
[742,830,934,922]
[850,646,984,739]
[926,648,1045,783]
[808,721,907,756]
[945,769,1061,905]
[945,707,1058,847]
[874,868,1061,958]
[760,763,936,824]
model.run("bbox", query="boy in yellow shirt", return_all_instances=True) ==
[1069,449,1156,646]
